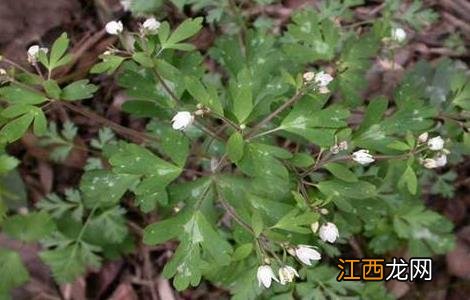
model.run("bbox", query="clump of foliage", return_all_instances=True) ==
[0,0,468,299]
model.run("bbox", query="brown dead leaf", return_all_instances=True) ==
[447,226,470,279]
[109,283,138,300]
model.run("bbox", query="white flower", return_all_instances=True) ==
[105,20,124,35]
[142,17,161,34]
[351,149,375,165]
[320,208,329,215]
[171,111,194,130]
[423,154,447,169]
[303,71,315,82]
[319,222,339,243]
[435,154,447,167]
[278,265,299,285]
[0,68,6,75]
[257,265,278,288]
[310,221,319,233]
[427,136,444,151]
[294,245,321,266]
[27,45,48,64]
[418,132,429,143]
[391,27,407,43]
[315,71,334,87]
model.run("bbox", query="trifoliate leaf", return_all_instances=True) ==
[230,68,253,123]
[143,211,191,245]
[133,175,170,211]
[90,55,126,75]
[162,17,203,50]
[3,211,56,242]
[162,240,202,291]
[49,33,71,70]
[42,80,61,99]
[226,132,244,163]
[398,166,418,195]
[337,34,380,105]
[147,122,189,167]
[280,97,349,146]
[232,243,253,261]
[61,80,98,101]
[80,170,139,208]
[0,154,19,174]
[282,9,340,63]
[0,84,47,105]
[317,179,377,199]
[0,112,34,143]
[37,189,84,221]
[324,162,358,182]
[87,207,128,243]
[195,211,233,265]
[40,241,101,283]
[272,209,318,234]
[184,76,223,115]
[0,248,29,293]
[109,143,182,183]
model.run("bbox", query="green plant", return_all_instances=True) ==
[0,2,468,299]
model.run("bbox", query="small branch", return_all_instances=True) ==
[218,197,254,235]
[152,69,180,105]
[59,101,159,143]
[246,90,304,139]
[142,246,159,300]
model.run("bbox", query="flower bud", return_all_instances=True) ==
[310,221,319,233]
[171,111,194,130]
[418,132,428,143]
[293,245,321,266]
[142,17,160,34]
[423,154,447,169]
[319,222,339,243]
[351,149,375,165]
[391,27,407,43]
[27,45,48,64]
[105,20,124,35]
[427,136,444,151]
[303,71,315,82]
[278,265,299,285]
[315,71,334,87]
[194,109,205,116]
[257,265,278,288]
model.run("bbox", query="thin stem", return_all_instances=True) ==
[211,111,240,131]
[246,90,304,139]
[218,196,254,235]
[152,69,180,105]
[151,68,224,141]
[60,101,159,143]
[301,150,424,178]
[1,57,31,73]
[249,127,282,140]
[77,205,98,242]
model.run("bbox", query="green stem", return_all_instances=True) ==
[249,127,282,140]
[246,90,305,139]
